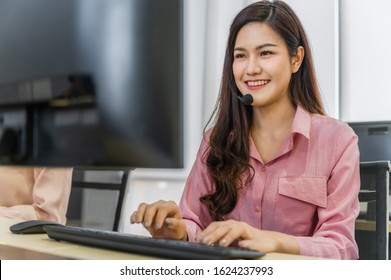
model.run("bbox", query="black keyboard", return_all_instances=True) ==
[43,225,265,260]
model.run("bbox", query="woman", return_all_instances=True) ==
[130,0,360,259]
[0,167,73,224]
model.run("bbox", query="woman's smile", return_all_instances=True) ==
[244,79,271,91]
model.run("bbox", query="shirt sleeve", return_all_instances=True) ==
[179,136,215,242]
[293,124,360,259]
[0,168,73,224]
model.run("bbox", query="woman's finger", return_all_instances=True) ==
[130,202,149,224]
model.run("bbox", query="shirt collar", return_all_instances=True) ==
[291,104,311,140]
[249,104,311,163]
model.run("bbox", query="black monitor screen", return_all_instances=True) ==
[0,0,183,168]
[348,121,391,162]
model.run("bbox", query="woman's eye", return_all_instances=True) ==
[234,53,245,59]
[260,51,272,56]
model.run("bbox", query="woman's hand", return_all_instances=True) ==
[196,219,299,254]
[130,200,187,240]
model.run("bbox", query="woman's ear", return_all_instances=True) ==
[291,46,304,73]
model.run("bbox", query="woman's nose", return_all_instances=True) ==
[246,57,262,75]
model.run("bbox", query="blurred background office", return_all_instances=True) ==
[121,0,391,234]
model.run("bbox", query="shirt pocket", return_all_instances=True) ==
[275,176,327,235]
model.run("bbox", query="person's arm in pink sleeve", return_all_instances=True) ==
[0,205,39,221]
[31,168,73,224]
[129,136,214,240]
[179,135,215,242]
[294,126,360,259]
[0,167,73,224]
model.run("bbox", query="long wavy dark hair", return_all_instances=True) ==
[200,0,325,221]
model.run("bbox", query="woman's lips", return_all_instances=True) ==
[245,79,270,90]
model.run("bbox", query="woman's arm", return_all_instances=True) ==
[0,167,73,224]
[294,125,361,259]
[32,168,73,224]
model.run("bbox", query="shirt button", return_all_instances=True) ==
[255,206,261,212]
[260,166,266,172]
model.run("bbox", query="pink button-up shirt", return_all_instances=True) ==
[180,105,360,259]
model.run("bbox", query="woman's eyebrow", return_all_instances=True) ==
[234,43,278,52]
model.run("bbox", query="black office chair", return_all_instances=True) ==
[66,168,130,231]
[355,161,390,259]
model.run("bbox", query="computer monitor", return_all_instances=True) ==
[348,121,391,162]
[0,0,183,168]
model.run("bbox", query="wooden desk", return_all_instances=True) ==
[0,218,157,260]
[0,244,70,260]
[0,218,320,260]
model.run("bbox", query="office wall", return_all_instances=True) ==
[119,0,339,234]
[340,0,391,122]
[286,0,339,118]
